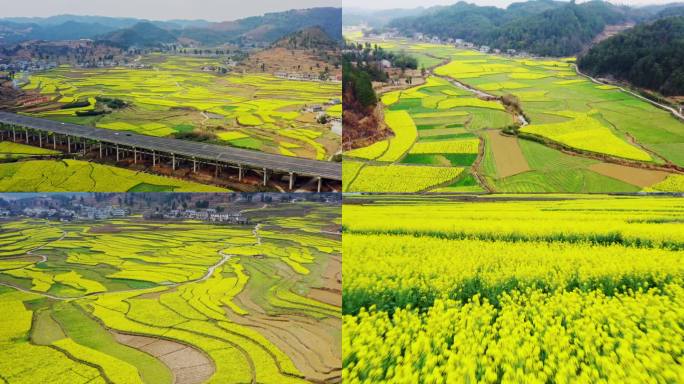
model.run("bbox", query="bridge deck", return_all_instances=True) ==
[0,112,341,180]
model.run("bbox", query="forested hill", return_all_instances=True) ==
[272,26,340,50]
[578,16,684,96]
[387,0,632,56]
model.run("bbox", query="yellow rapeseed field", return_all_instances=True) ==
[343,195,684,384]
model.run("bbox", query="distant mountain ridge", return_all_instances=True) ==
[349,0,684,56]
[97,22,178,48]
[386,0,632,56]
[0,8,341,47]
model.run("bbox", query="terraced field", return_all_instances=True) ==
[344,76,506,192]
[0,141,60,160]
[0,204,341,383]
[343,38,684,192]
[0,157,228,192]
[19,55,341,160]
[343,194,684,383]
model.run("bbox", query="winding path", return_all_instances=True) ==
[0,215,276,384]
[0,217,264,299]
[433,73,529,126]
[0,228,69,300]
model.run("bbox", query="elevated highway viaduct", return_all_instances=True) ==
[0,112,341,192]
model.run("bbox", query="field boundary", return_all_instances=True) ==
[574,65,684,122]
[517,131,684,174]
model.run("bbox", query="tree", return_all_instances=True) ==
[578,17,684,96]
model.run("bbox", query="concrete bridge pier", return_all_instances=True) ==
[0,113,342,191]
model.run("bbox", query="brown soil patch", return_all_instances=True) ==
[242,47,341,79]
[112,331,214,384]
[588,163,670,187]
[225,302,341,383]
[229,267,341,384]
[486,130,530,178]
[307,289,341,308]
[307,255,341,307]
[591,23,635,45]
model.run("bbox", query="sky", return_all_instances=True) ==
[0,0,341,22]
[343,0,680,10]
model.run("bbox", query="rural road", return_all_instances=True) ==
[0,228,70,300]
[433,74,529,126]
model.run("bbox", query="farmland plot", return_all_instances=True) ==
[343,38,684,192]
[343,195,684,383]
[19,55,341,160]
[0,158,228,192]
[0,204,341,383]
[343,76,505,193]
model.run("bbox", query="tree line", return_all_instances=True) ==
[388,0,633,56]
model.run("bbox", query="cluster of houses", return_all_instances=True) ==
[364,30,528,57]
[274,71,342,83]
[422,34,525,56]
[77,205,130,220]
[0,60,58,74]
[144,208,249,225]
[3,204,250,225]
[16,205,129,221]
[302,98,342,134]
[304,97,341,113]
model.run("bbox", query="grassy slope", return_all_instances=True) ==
[487,140,640,193]
[51,302,173,384]
[0,160,228,192]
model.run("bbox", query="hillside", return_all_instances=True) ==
[273,26,339,50]
[241,26,342,79]
[491,1,631,56]
[387,0,632,56]
[177,7,341,46]
[578,16,684,96]
[98,22,177,48]
[342,58,388,149]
